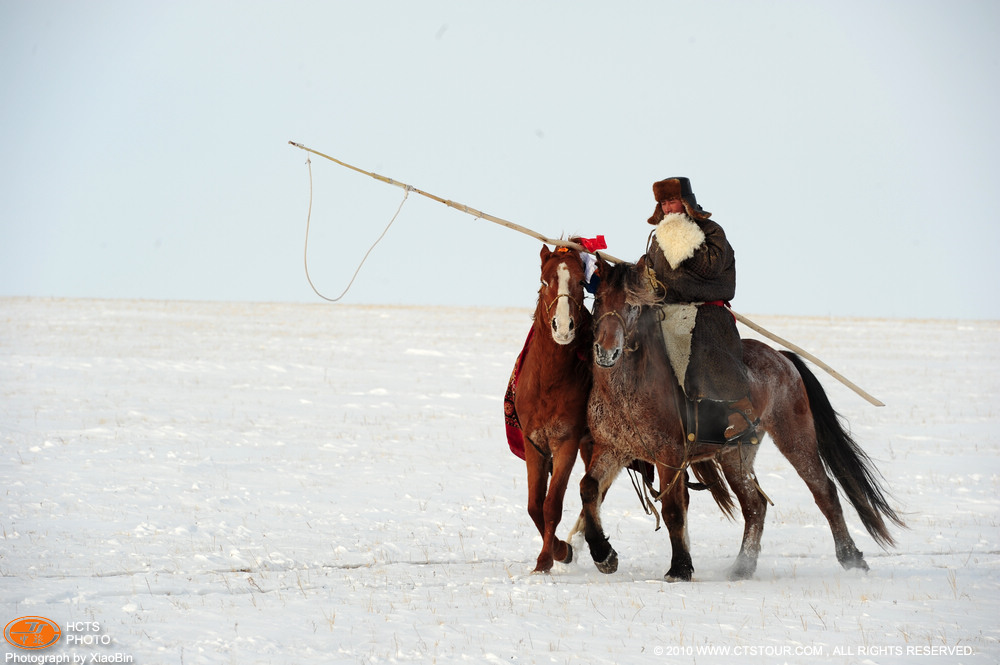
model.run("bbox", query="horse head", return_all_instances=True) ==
[592,257,659,368]
[537,244,588,345]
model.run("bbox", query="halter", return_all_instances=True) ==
[593,307,639,355]
[541,249,585,319]
[544,292,583,317]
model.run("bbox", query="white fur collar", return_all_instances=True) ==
[655,213,705,269]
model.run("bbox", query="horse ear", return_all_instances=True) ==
[540,244,552,263]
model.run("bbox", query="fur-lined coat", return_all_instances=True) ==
[647,212,748,402]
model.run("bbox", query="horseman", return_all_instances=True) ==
[643,177,759,444]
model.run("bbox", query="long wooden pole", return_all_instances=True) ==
[289,140,884,407]
[289,141,626,263]
[731,311,885,406]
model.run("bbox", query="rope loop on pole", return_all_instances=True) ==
[302,155,410,303]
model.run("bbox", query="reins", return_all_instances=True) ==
[625,466,662,531]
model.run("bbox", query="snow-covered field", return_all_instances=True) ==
[2,297,998,664]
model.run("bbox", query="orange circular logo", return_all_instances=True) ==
[4,616,62,650]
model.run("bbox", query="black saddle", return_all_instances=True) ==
[683,398,759,446]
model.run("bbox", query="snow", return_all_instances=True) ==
[2,297,998,664]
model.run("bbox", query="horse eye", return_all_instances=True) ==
[540,280,549,287]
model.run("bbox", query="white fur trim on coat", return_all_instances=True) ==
[655,212,705,269]
[658,303,700,393]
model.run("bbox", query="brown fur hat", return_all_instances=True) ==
[646,177,712,224]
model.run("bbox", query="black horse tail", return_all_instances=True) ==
[689,460,736,521]
[782,351,905,548]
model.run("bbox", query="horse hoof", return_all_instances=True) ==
[664,567,693,583]
[728,564,756,581]
[841,555,870,572]
[533,555,554,574]
[595,548,618,574]
[837,547,870,572]
[560,542,573,565]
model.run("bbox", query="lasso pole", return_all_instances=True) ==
[288,141,626,263]
[289,140,883,407]
[731,311,885,407]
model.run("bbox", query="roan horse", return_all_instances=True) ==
[581,259,905,581]
[513,245,592,572]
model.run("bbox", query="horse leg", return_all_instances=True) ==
[718,447,767,580]
[535,438,579,572]
[524,439,551,569]
[658,466,694,582]
[565,433,594,542]
[566,475,610,543]
[771,429,869,571]
[580,448,621,574]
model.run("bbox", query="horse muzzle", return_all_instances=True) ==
[593,342,622,368]
[550,315,576,345]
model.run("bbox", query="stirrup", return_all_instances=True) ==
[724,410,761,445]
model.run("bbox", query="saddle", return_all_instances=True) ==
[655,304,759,446]
[681,398,759,446]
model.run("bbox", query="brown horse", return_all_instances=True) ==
[581,259,904,581]
[513,245,592,572]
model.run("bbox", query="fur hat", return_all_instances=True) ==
[646,177,712,224]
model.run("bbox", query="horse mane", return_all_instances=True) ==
[601,261,660,307]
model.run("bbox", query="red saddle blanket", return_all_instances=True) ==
[503,327,534,460]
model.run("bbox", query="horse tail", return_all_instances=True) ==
[781,351,905,548]
[689,460,736,521]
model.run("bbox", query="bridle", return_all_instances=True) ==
[593,304,639,356]
[539,252,586,323]
[544,292,583,317]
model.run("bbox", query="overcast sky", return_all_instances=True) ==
[2,1,998,320]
